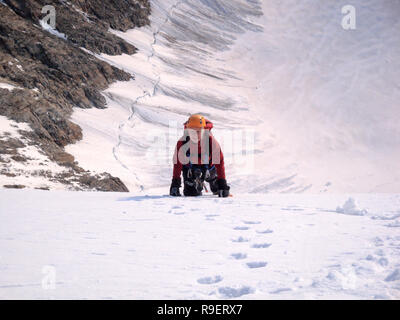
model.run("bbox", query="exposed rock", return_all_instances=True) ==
[10,154,27,162]
[4,0,150,55]
[0,9,132,111]
[0,137,25,154]
[0,0,151,191]
[74,0,150,31]
[50,150,75,165]
[78,174,130,192]
[35,186,50,190]
[1,172,16,177]
[3,184,26,189]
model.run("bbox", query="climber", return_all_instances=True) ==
[169,114,230,197]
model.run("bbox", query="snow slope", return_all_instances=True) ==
[0,189,399,299]
[66,0,400,193]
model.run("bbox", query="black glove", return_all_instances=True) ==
[170,178,181,196]
[217,178,230,198]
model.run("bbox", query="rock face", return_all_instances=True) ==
[0,0,151,191]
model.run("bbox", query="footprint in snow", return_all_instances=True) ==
[232,236,249,243]
[270,287,292,294]
[231,253,247,260]
[373,237,384,247]
[282,207,304,211]
[384,269,400,282]
[205,214,219,221]
[377,257,389,266]
[168,208,185,215]
[246,261,268,268]
[251,243,272,249]
[243,221,261,225]
[256,229,273,234]
[197,275,223,284]
[233,226,249,230]
[385,221,400,228]
[91,252,107,256]
[218,286,254,298]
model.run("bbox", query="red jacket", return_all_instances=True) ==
[173,121,226,180]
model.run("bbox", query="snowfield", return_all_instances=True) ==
[0,189,399,299]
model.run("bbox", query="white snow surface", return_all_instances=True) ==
[0,190,399,299]
[336,197,368,216]
[66,0,400,194]
[0,82,21,91]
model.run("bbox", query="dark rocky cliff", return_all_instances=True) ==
[0,0,151,191]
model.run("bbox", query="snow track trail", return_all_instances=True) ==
[1,190,399,299]
[111,0,184,178]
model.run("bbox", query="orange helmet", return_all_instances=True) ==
[185,114,206,129]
